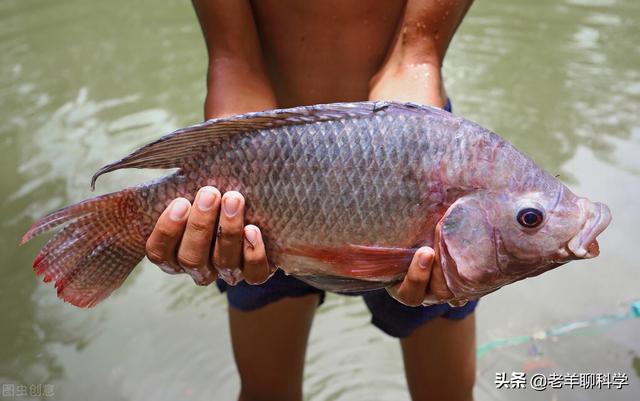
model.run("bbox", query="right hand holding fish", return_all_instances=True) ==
[386,247,455,307]
[145,186,274,286]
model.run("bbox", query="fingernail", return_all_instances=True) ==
[418,252,432,269]
[197,188,217,211]
[223,194,240,217]
[232,268,244,282]
[219,268,243,286]
[218,268,234,285]
[244,227,258,248]
[448,299,468,308]
[169,199,190,221]
[189,269,203,282]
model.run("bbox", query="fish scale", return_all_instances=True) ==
[222,114,422,245]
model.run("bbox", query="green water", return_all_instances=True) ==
[1,0,639,400]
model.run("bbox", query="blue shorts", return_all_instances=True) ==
[216,270,478,338]
[216,98,478,338]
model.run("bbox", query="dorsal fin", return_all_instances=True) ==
[90,101,437,189]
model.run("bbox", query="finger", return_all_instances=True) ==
[429,248,455,301]
[213,191,245,283]
[145,198,191,274]
[242,225,272,285]
[391,247,434,306]
[176,187,220,285]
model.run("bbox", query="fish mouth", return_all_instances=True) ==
[567,200,611,259]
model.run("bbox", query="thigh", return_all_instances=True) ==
[229,293,320,401]
[400,313,476,401]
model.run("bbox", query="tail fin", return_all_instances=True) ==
[21,188,150,307]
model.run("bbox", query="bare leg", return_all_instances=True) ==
[400,313,476,401]
[229,294,320,401]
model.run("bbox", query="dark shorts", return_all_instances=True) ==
[216,270,478,338]
[216,98,478,338]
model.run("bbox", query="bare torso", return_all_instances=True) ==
[251,0,407,106]
[196,0,471,115]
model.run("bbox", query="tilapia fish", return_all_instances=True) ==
[21,102,611,307]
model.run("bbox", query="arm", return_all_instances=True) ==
[193,0,277,118]
[370,0,474,306]
[369,0,473,107]
[145,0,276,286]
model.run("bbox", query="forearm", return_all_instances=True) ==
[205,57,277,119]
[369,63,445,107]
[369,0,473,107]
[192,0,277,119]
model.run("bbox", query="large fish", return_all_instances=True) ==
[21,102,611,307]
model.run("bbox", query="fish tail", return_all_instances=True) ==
[21,187,152,308]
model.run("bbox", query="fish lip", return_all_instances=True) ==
[567,200,611,259]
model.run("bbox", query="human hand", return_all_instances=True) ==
[386,247,458,307]
[145,186,274,286]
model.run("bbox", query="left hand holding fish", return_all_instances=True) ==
[144,187,274,287]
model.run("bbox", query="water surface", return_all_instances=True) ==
[1,0,639,399]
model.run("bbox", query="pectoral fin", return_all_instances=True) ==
[283,243,416,280]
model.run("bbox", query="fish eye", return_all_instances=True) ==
[517,208,544,228]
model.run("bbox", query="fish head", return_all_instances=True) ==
[432,184,611,302]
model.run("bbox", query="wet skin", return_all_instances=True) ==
[145,1,475,400]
